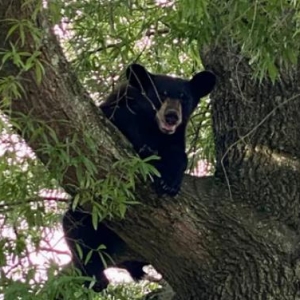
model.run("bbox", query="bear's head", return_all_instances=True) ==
[126,64,216,134]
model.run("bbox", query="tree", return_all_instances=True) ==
[1,0,300,299]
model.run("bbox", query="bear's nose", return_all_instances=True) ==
[165,111,179,125]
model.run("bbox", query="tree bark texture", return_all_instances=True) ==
[202,43,300,227]
[1,2,300,300]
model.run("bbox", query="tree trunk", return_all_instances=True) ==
[202,44,300,227]
[1,2,300,300]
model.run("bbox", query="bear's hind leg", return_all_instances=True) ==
[62,208,110,291]
[62,207,149,292]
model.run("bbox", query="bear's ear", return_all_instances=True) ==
[126,64,153,91]
[189,71,216,102]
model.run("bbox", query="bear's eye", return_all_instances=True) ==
[163,91,168,96]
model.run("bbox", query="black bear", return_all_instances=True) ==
[62,64,216,293]
[101,63,216,196]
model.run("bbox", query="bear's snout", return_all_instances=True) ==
[156,100,182,134]
[165,110,179,125]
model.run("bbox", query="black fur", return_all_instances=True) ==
[101,64,216,195]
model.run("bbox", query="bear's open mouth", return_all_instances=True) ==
[158,121,177,134]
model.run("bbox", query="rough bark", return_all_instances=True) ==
[201,43,300,228]
[1,2,300,300]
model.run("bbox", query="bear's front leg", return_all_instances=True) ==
[152,147,188,197]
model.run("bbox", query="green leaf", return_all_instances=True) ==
[84,250,93,265]
[91,207,99,230]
